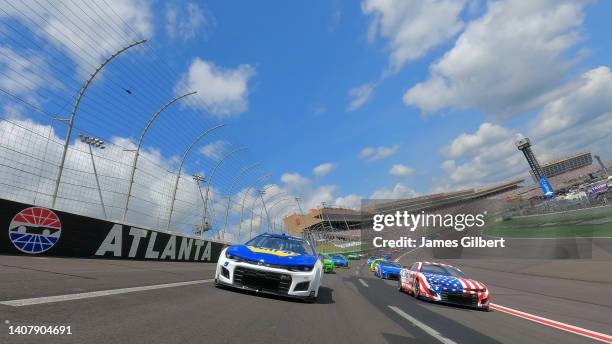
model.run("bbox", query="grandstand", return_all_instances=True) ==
[532,152,593,181]
[285,178,525,241]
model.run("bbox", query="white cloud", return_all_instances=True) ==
[313,162,336,177]
[0,113,211,235]
[389,164,415,177]
[347,82,375,111]
[362,0,466,71]
[334,194,362,210]
[199,140,229,160]
[176,58,255,117]
[404,0,587,118]
[166,2,214,41]
[359,144,400,161]
[371,183,419,199]
[281,172,311,189]
[438,66,612,190]
[0,0,152,76]
[0,47,53,97]
[530,66,612,158]
[439,122,525,188]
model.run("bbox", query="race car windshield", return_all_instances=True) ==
[246,235,315,255]
[383,261,402,268]
[420,264,466,278]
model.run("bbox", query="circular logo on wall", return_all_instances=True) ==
[8,207,62,254]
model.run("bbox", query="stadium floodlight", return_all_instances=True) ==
[79,134,107,219]
[259,189,272,232]
[52,39,146,209]
[237,173,271,241]
[295,197,304,214]
[167,124,225,232]
[222,163,261,238]
[248,185,273,238]
[192,174,210,236]
[122,91,197,222]
[201,146,247,239]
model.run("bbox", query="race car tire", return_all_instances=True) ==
[413,282,420,299]
[397,279,403,292]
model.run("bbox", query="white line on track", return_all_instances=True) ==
[388,306,457,344]
[490,303,612,343]
[358,278,369,287]
[0,279,214,307]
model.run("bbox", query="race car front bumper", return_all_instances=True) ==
[422,289,490,309]
[381,271,399,280]
[215,253,319,299]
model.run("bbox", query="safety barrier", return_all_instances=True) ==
[0,198,224,262]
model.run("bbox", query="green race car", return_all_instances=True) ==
[346,253,360,260]
[370,258,385,272]
[319,254,334,273]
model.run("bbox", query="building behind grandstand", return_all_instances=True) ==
[284,178,525,238]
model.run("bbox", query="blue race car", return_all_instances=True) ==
[367,256,379,265]
[215,233,323,302]
[375,260,402,279]
[329,254,349,268]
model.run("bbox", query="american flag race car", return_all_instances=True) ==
[398,261,490,310]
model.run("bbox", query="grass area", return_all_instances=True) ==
[315,243,366,254]
[483,205,612,238]
[484,221,612,238]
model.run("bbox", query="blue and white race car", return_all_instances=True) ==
[374,260,402,279]
[328,253,349,268]
[215,233,323,302]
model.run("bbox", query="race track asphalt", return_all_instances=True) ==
[0,254,610,344]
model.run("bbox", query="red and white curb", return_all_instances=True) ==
[490,303,612,343]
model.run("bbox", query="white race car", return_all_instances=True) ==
[215,233,323,302]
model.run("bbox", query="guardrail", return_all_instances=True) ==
[0,198,225,262]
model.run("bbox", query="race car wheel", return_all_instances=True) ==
[413,282,420,299]
[397,279,403,292]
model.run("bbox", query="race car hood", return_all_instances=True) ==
[380,265,401,273]
[422,273,485,292]
[226,244,316,268]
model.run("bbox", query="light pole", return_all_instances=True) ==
[295,197,304,214]
[192,174,210,236]
[267,198,294,232]
[237,173,271,239]
[271,202,296,233]
[166,124,225,232]
[122,91,197,222]
[222,163,261,237]
[52,39,146,209]
[202,147,247,235]
[259,189,271,232]
[79,135,107,219]
[249,185,273,238]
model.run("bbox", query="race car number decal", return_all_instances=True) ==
[247,246,299,257]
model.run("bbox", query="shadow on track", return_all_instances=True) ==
[215,285,335,305]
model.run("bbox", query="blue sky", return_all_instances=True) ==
[1,0,612,215]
